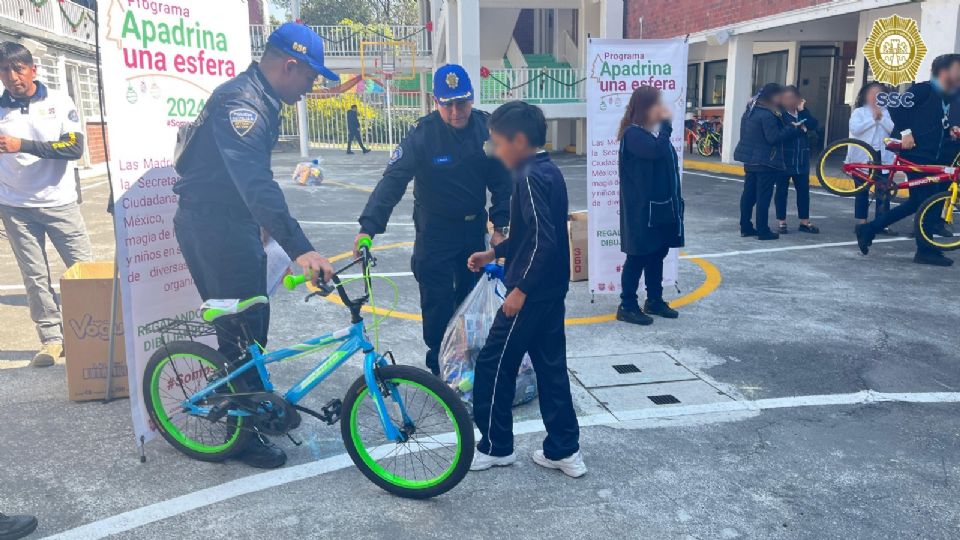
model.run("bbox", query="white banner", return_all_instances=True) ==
[585,39,688,294]
[99,0,251,446]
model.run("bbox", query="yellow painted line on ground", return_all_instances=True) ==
[324,179,374,193]
[318,243,721,325]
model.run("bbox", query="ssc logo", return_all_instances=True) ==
[876,92,914,108]
[229,108,258,137]
[863,14,927,85]
[388,145,403,165]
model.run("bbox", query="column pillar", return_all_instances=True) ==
[721,34,754,164]
[457,0,481,99]
[918,0,960,78]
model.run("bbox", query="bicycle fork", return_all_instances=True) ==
[942,183,959,224]
[363,352,414,443]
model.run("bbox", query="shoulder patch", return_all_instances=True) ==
[229,108,258,137]
[68,110,79,122]
[388,145,403,165]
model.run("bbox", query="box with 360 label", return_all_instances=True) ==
[61,262,128,401]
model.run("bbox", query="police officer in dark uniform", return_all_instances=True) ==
[173,23,336,469]
[355,64,512,375]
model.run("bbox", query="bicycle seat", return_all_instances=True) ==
[201,296,268,323]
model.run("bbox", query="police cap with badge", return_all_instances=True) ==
[433,64,474,104]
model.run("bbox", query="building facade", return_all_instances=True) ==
[623,0,960,162]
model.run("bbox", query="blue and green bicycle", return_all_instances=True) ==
[142,240,474,499]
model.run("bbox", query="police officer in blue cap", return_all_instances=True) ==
[355,64,512,375]
[172,23,337,469]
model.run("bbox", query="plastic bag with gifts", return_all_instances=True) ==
[292,159,325,186]
[439,263,537,409]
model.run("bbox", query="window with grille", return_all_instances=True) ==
[36,55,60,90]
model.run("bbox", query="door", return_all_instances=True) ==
[797,46,837,152]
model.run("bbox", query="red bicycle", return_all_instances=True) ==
[817,137,960,250]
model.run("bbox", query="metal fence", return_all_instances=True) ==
[480,68,586,105]
[279,90,427,150]
[250,24,430,59]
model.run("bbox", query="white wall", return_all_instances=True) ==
[479,8,522,62]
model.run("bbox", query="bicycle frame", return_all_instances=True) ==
[842,153,959,189]
[176,252,413,443]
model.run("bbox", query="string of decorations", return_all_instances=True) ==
[480,66,587,90]
[291,20,433,45]
[23,0,92,33]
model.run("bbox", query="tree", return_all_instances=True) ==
[270,0,418,25]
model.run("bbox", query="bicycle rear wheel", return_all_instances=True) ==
[916,190,960,251]
[143,341,251,461]
[818,138,878,196]
[341,365,474,499]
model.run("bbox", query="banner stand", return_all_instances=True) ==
[103,252,120,404]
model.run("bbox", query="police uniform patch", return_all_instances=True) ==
[388,145,403,165]
[68,110,79,122]
[229,108,258,137]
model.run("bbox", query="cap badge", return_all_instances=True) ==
[446,72,459,89]
[292,42,307,54]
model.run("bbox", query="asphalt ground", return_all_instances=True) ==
[1,148,958,539]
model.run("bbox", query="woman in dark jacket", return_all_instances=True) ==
[733,83,800,240]
[775,85,820,234]
[615,86,685,326]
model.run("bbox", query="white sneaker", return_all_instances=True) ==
[470,451,517,471]
[532,449,587,478]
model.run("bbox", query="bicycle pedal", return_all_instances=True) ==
[206,398,232,423]
[320,398,342,425]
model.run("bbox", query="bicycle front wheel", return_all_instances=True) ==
[696,137,715,157]
[916,190,960,251]
[818,138,878,196]
[341,365,474,499]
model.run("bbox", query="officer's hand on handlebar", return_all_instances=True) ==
[295,251,334,284]
[354,233,372,258]
[901,132,916,150]
[467,249,496,272]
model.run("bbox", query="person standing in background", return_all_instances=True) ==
[614,86,685,326]
[848,81,895,232]
[734,83,800,241]
[0,42,92,368]
[775,86,820,234]
[346,104,370,154]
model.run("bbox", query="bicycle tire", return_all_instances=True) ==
[817,138,878,196]
[696,137,715,157]
[341,365,474,499]
[143,341,252,462]
[915,190,960,251]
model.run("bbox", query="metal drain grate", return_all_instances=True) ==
[612,364,641,374]
[648,394,681,405]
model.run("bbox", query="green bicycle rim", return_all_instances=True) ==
[150,354,243,454]
[349,379,462,489]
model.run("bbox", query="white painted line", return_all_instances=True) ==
[81,180,109,191]
[340,271,414,279]
[0,283,58,291]
[686,171,841,198]
[43,390,960,540]
[299,221,414,226]
[682,237,909,259]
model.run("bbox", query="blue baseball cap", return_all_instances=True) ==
[433,64,473,103]
[267,22,339,82]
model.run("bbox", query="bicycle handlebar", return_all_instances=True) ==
[284,244,376,321]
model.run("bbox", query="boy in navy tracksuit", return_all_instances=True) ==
[466,101,584,478]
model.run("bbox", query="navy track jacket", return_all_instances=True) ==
[493,152,570,302]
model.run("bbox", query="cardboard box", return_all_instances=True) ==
[568,211,589,282]
[61,262,128,401]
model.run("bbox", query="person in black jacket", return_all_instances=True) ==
[345,104,370,154]
[466,101,583,478]
[614,86,685,326]
[775,86,820,234]
[355,64,512,375]
[856,54,960,266]
[734,83,800,240]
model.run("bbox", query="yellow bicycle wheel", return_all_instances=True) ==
[817,138,878,196]
[916,190,960,251]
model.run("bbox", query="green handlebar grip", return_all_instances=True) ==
[283,274,307,290]
[357,236,373,250]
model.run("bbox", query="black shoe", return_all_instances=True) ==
[0,513,38,540]
[757,230,780,240]
[798,223,820,234]
[740,226,758,237]
[913,252,954,266]
[777,223,789,234]
[855,224,875,255]
[362,148,371,154]
[346,150,355,155]
[237,436,287,469]
[616,305,653,326]
[644,299,678,319]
